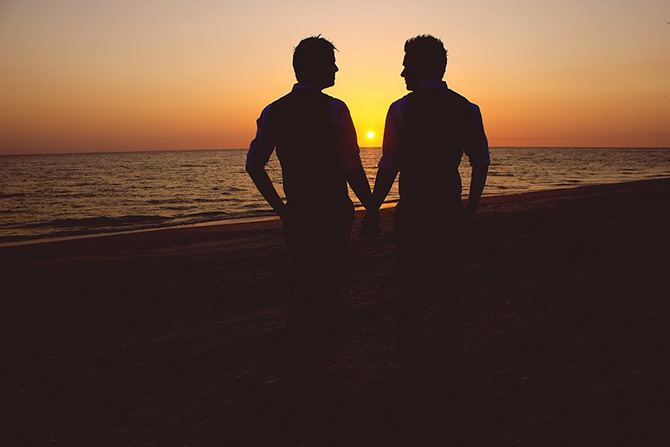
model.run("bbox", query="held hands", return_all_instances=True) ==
[276,203,290,225]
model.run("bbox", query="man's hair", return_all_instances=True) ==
[293,35,337,82]
[404,34,448,79]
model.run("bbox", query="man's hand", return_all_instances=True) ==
[246,166,286,219]
[360,209,380,239]
[464,164,488,223]
[277,203,289,224]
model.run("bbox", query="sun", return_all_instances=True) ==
[366,131,374,139]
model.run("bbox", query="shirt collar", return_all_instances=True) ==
[418,80,448,90]
[292,82,323,92]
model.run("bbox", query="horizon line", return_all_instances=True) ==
[2,145,670,156]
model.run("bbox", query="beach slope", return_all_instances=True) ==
[2,179,668,446]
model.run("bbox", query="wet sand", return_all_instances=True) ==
[2,179,669,446]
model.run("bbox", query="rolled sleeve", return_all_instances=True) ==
[379,100,404,173]
[329,98,362,172]
[246,104,275,171]
[464,103,490,167]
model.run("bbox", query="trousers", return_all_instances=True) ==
[282,199,354,376]
[394,201,466,370]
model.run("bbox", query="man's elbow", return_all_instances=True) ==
[246,166,267,185]
[472,164,489,184]
[245,162,263,176]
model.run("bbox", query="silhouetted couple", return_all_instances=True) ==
[246,35,489,396]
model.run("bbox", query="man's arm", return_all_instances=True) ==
[329,100,375,211]
[371,167,398,210]
[246,166,286,219]
[370,100,402,210]
[463,102,490,219]
[359,102,402,237]
[346,166,374,210]
[246,104,286,218]
[464,164,488,219]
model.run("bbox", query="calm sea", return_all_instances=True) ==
[1,147,669,244]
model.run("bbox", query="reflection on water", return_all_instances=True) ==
[1,147,669,242]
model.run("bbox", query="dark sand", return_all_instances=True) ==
[2,179,669,446]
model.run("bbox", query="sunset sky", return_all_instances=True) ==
[1,0,669,154]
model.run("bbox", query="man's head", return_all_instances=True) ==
[293,36,338,89]
[402,35,448,91]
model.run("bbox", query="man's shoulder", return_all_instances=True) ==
[395,92,414,104]
[389,93,413,112]
[270,91,294,107]
[321,92,348,107]
[273,90,347,108]
[447,89,479,109]
[257,102,274,122]
[319,93,352,117]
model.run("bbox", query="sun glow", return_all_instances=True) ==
[1,1,669,154]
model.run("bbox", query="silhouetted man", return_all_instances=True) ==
[246,36,373,390]
[365,35,490,377]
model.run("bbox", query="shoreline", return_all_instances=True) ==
[1,178,664,249]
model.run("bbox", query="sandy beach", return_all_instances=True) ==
[2,179,668,446]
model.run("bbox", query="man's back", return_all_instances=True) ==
[269,89,348,203]
[365,34,490,376]
[399,88,472,207]
[245,37,374,399]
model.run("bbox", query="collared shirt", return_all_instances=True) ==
[246,83,362,173]
[379,80,490,172]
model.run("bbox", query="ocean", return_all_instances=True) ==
[1,147,669,244]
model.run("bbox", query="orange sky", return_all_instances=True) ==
[1,0,669,154]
